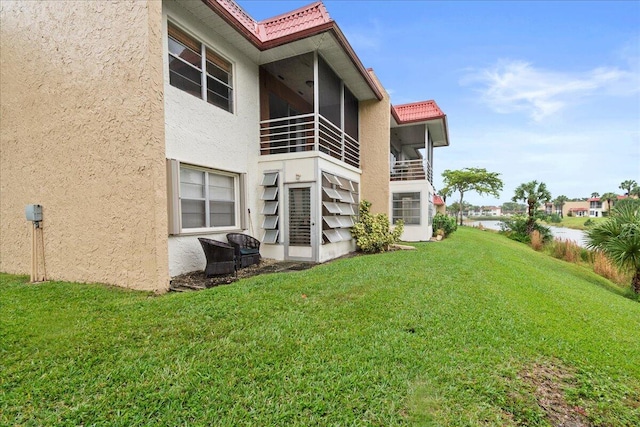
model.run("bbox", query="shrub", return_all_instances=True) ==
[500,215,552,244]
[548,213,562,223]
[584,219,594,227]
[351,200,403,253]
[432,213,457,237]
[567,211,573,217]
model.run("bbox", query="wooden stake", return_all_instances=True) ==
[30,222,36,282]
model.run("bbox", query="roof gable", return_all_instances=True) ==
[202,0,382,100]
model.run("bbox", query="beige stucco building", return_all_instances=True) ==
[1,0,449,292]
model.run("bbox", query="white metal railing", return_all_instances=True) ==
[259,113,360,168]
[390,159,433,182]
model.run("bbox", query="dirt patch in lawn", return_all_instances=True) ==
[518,362,591,427]
[169,259,318,292]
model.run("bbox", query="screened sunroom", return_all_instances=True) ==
[256,51,371,262]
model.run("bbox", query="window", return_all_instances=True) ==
[164,159,244,233]
[179,165,238,229]
[392,192,421,225]
[168,22,233,112]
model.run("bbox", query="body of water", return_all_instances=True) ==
[467,220,587,247]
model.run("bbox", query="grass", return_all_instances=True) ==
[2,228,639,426]
[546,216,606,230]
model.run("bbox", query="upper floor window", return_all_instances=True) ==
[167,22,233,113]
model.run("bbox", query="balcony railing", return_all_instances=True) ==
[390,159,433,182]
[259,113,360,168]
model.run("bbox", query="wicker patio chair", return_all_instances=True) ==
[198,238,237,277]
[226,233,261,269]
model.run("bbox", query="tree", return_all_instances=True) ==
[447,201,471,217]
[600,192,618,215]
[631,185,640,198]
[512,181,552,234]
[619,180,637,196]
[440,168,503,226]
[591,192,600,198]
[552,195,568,218]
[586,203,640,294]
[501,201,524,215]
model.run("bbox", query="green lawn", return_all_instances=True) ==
[2,228,639,426]
[546,215,606,230]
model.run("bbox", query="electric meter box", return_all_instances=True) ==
[25,204,43,222]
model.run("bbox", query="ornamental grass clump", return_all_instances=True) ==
[550,239,582,263]
[530,230,543,251]
[351,200,403,253]
[586,202,640,294]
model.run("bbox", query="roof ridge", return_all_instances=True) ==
[394,100,437,109]
[258,1,329,26]
[258,1,332,42]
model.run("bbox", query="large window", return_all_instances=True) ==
[392,192,421,225]
[168,22,233,113]
[179,165,238,230]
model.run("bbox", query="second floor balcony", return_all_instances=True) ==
[390,159,433,182]
[260,113,360,168]
[259,52,363,170]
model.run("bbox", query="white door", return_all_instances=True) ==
[284,183,316,261]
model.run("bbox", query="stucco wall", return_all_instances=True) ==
[163,2,262,277]
[563,201,589,217]
[0,1,168,291]
[359,70,390,215]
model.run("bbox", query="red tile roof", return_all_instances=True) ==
[392,100,445,124]
[433,195,445,205]
[203,0,382,99]
[588,195,626,202]
[569,208,588,211]
[260,2,331,41]
[213,0,331,42]
[215,0,260,37]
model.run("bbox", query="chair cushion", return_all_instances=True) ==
[239,248,260,255]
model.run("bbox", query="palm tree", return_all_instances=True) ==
[619,180,638,196]
[586,203,640,294]
[591,192,600,198]
[512,181,552,233]
[553,195,568,218]
[600,192,618,216]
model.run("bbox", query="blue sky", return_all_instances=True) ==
[240,0,640,206]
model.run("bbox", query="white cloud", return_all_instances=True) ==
[433,125,640,205]
[461,60,639,121]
